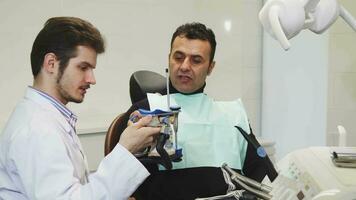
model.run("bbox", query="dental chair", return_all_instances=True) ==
[129,70,166,104]
[105,70,272,200]
[104,70,166,156]
[104,113,124,155]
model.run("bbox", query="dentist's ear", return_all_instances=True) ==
[207,61,215,76]
[43,53,58,74]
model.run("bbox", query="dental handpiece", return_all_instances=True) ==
[222,163,272,198]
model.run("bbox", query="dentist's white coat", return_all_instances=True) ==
[0,88,149,200]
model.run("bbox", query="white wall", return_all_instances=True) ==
[261,30,329,159]
[261,0,356,159]
[327,0,356,146]
[0,0,263,170]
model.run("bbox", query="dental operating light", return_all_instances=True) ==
[259,0,356,50]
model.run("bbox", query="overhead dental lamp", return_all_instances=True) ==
[259,0,356,50]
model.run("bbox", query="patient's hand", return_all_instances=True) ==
[119,115,160,154]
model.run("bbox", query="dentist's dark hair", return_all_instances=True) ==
[31,17,105,77]
[170,22,216,64]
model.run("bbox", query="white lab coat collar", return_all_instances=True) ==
[25,87,71,133]
[25,87,89,183]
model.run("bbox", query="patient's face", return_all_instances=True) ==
[169,36,215,93]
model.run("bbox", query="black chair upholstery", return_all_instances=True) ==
[129,70,166,104]
[105,70,166,155]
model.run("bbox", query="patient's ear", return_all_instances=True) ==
[42,53,58,74]
[207,61,215,76]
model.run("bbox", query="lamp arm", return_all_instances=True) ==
[339,5,356,31]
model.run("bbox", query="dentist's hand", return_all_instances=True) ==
[119,115,160,154]
[127,110,142,126]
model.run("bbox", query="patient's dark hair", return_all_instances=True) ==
[170,22,216,64]
[31,17,105,77]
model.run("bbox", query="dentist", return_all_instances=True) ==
[0,17,160,200]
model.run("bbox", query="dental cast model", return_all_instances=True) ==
[259,0,356,50]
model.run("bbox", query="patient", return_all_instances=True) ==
[117,22,271,199]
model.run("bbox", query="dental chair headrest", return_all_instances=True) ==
[129,70,166,104]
